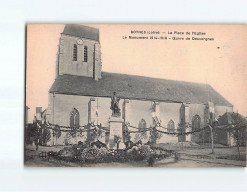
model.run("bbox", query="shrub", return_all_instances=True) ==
[57,146,81,162]
[126,144,154,161]
[54,143,169,164]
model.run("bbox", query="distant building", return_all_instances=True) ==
[217,112,246,146]
[45,24,233,146]
[33,107,47,124]
[25,106,30,125]
[25,106,31,144]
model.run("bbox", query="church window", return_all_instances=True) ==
[84,46,88,62]
[167,120,175,133]
[70,108,79,128]
[138,119,146,131]
[192,115,201,131]
[73,44,77,61]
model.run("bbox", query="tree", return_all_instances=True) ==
[230,113,247,159]
[86,127,97,147]
[217,112,247,159]
[232,127,241,159]
[123,125,131,143]
[42,127,51,146]
[31,122,43,146]
[53,125,61,145]
[124,131,131,142]
[134,130,148,143]
[95,125,103,141]
[150,127,162,144]
[114,135,121,150]
[208,125,215,154]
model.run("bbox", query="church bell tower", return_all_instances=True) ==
[56,24,102,80]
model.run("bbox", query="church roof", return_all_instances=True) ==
[62,24,99,41]
[49,72,232,106]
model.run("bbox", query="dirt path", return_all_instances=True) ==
[154,157,245,168]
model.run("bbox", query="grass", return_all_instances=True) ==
[154,142,246,161]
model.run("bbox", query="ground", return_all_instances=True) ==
[24,143,246,168]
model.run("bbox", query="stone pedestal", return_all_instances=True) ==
[108,117,125,149]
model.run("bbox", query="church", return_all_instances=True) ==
[45,24,233,148]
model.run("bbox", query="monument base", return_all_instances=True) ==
[108,116,124,149]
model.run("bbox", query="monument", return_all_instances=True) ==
[108,92,125,149]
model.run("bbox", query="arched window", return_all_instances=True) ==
[192,115,201,131]
[70,108,79,128]
[138,119,146,132]
[167,120,175,133]
[84,46,88,62]
[73,44,77,61]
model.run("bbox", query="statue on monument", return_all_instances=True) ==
[110,92,121,117]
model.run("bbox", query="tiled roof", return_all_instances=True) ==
[62,24,99,41]
[49,72,232,106]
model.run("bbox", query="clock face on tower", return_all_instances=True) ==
[77,39,83,45]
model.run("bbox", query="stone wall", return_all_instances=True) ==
[46,93,233,146]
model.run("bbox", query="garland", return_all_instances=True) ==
[124,122,246,136]
[43,122,110,133]
[37,121,246,136]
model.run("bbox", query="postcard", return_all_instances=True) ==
[25,24,247,167]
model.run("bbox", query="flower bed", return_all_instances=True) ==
[48,142,175,164]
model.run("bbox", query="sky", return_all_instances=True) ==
[26,24,247,123]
